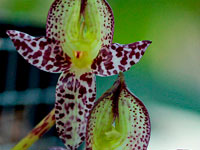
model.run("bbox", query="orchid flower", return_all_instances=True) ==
[86,73,151,150]
[7,0,151,149]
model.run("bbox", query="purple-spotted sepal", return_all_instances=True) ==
[55,70,96,149]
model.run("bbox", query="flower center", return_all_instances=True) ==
[62,0,102,68]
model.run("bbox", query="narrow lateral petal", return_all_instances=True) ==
[7,30,71,73]
[55,70,96,149]
[86,73,151,150]
[92,40,152,76]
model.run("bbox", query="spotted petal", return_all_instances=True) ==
[6,30,71,73]
[86,73,151,150]
[92,40,152,76]
[55,70,96,149]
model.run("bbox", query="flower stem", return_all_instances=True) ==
[11,108,55,150]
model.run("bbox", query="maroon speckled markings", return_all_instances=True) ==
[86,77,151,150]
[7,30,71,73]
[46,0,114,48]
[92,40,152,76]
[55,70,96,149]
[7,0,152,149]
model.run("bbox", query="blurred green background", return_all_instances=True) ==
[0,0,200,149]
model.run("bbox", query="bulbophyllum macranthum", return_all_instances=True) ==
[7,0,151,149]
